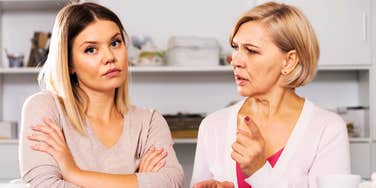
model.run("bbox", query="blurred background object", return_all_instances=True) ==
[27,31,51,67]
[4,49,24,68]
[0,121,17,140]
[337,106,369,138]
[166,36,220,66]
[164,113,205,138]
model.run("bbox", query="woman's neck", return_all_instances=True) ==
[80,87,121,122]
[245,88,303,121]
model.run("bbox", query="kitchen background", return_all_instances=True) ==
[0,0,375,188]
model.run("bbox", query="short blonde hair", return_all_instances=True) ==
[38,2,130,134]
[230,2,320,88]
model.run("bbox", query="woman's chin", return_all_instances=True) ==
[237,89,251,97]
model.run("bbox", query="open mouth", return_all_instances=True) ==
[235,74,249,86]
[235,74,249,81]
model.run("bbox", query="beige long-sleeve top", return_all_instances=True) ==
[19,91,184,188]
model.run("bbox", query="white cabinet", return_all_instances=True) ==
[0,141,19,182]
[259,0,372,66]
[0,0,375,187]
[350,142,372,178]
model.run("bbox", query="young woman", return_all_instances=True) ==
[191,2,350,188]
[19,2,183,188]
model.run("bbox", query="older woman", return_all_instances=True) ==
[191,2,350,188]
[19,2,183,188]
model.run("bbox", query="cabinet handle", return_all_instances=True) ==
[362,12,367,41]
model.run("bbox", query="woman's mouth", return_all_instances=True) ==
[235,74,249,86]
[103,68,121,77]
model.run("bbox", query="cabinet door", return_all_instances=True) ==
[350,142,371,178]
[258,0,371,66]
[0,143,20,180]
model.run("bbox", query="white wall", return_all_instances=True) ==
[98,0,254,53]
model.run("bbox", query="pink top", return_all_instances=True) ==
[236,148,284,188]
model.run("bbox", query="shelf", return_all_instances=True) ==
[349,137,372,143]
[173,138,197,144]
[317,64,371,71]
[0,64,371,74]
[0,66,232,74]
[0,0,69,11]
[0,67,39,74]
[0,139,18,144]
[129,65,232,73]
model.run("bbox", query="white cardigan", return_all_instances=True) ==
[191,99,351,188]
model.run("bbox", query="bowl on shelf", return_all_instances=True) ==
[4,49,24,68]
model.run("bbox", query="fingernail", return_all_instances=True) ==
[244,116,250,123]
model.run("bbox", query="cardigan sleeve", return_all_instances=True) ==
[245,111,351,188]
[190,118,213,186]
[19,91,79,188]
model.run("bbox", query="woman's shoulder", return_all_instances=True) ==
[200,100,242,130]
[23,90,58,109]
[306,100,346,133]
[127,105,167,128]
[128,105,160,119]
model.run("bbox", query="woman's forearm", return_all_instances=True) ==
[67,169,138,188]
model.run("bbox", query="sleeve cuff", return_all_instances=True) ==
[245,162,272,188]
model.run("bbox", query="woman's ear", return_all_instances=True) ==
[69,62,75,74]
[281,50,299,75]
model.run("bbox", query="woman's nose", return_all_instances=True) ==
[231,51,245,68]
[103,47,116,64]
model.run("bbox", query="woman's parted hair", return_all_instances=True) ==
[230,2,320,88]
[38,2,130,134]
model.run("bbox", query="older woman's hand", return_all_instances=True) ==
[231,116,266,177]
[139,146,167,172]
[28,118,79,180]
[193,179,234,188]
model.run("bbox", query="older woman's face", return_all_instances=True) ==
[71,19,127,93]
[231,21,285,97]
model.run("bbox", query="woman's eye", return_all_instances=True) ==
[111,39,122,47]
[231,43,239,50]
[246,48,258,54]
[84,47,97,54]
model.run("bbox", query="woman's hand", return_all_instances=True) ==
[28,118,79,180]
[193,179,234,188]
[138,146,167,172]
[231,116,266,177]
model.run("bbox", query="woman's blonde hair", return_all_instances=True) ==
[38,2,130,134]
[230,2,320,88]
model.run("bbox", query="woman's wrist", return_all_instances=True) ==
[63,165,82,185]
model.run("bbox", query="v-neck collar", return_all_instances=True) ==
[226,98,314,184]
[85,114,128,152]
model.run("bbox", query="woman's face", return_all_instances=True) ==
[231,21,286,97]
[71,19,128,93]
